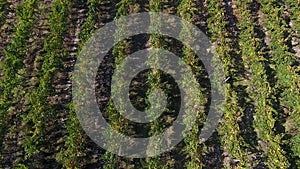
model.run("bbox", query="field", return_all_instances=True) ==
[0,0,299,168]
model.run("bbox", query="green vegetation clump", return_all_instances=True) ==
[0,0,299,168]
